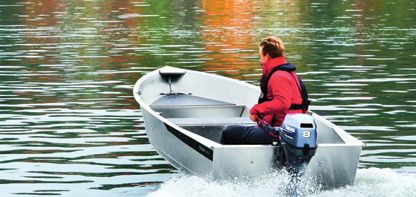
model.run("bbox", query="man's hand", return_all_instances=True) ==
[249,114,259,122]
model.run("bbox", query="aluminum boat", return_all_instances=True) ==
[133,66,363,189]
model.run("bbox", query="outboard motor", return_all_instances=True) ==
[270,114,318,175]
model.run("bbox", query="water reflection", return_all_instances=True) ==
[0,0,416,196]
[199,0,257,76]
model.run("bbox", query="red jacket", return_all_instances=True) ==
[249,57,304,126]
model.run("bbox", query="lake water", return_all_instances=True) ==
[0,0,415,196]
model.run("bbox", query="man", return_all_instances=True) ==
[221,37,308,144]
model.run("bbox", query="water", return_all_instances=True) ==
[0,0,415,196]
[148,168,416,197]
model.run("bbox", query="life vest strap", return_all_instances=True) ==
[259,63,311,113]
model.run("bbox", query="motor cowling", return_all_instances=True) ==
[277,114,317,174]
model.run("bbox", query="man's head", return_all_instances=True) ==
[259,37,285,64]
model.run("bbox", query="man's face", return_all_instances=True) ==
[259,46,269,64]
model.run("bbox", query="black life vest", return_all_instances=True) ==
[258,63,311,113]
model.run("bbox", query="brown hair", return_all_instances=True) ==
[259,37,285,58]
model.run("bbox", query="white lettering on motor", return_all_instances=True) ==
[303,131,311,138]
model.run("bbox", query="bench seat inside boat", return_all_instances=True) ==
[169,117,345,144]
[151,94,245,118]
[168,117,255,126]
[168,117,255,143]
[152,95,345,144]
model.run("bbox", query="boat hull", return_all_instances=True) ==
[141,109,214,176]
[134,66,363,189]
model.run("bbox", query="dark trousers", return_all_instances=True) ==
[220,125,274,145]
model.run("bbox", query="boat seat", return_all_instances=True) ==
[168,117,255,126]
[168,117,255,143]
[151,94,245,118]
[151,94,235,107]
